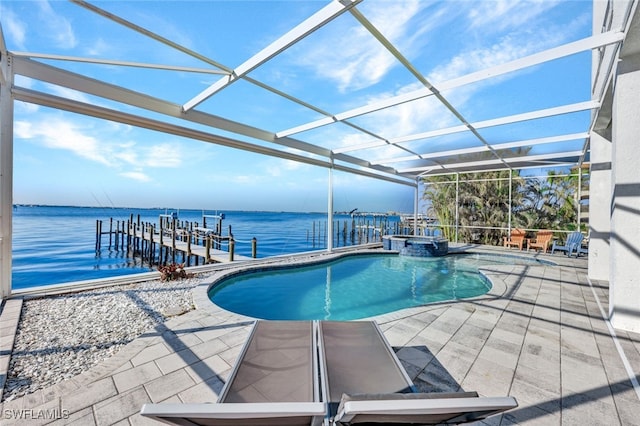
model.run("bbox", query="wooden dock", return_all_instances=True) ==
[96,211,433,268]
[95,213,255,267]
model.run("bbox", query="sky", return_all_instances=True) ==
[0,0,594,213]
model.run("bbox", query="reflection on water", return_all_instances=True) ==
[209,253,538,320]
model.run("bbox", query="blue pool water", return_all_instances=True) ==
[208,253,543,320]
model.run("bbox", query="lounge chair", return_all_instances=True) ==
[527,230,554,253]
[140,320,325,426]
[551,231,584,257]
[318,321,518,425]
[503,228,526,250]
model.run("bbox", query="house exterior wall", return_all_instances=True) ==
[610,51,640,332]
[591,0,640,332]
[588,132,611,282]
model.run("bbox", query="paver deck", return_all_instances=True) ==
[1,246,639,425]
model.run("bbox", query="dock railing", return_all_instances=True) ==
[95,214,256,267]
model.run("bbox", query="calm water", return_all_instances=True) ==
[12,205,401,289]
[208,253,541,320]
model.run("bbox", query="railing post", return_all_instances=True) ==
[229,238,235,262]
[187,231,192,266]
[109,217,113,249]
[114,220,119,251]
[95,220,101,252]
[252,237,257,258]
[149,225,155,266]
[171,218,176,263]
[141,224,145,257]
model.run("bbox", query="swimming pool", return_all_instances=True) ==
[208,253,543,320]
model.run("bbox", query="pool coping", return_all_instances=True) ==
[192,245,556,322]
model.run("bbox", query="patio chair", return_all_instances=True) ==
[577,244,588,256]
[140,320,325,426]
[318,321,518,425]
[527,230,554,253]
[503,228,526,250]
[551,232,584,257]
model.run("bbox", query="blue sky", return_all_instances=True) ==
[1,0,593,213]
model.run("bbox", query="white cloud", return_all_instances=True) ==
[203,155,317,188]
[326,80,460,157]
[15,100,40,115]
[265,165,282,177]
[14,115,185,180]
[86,38,113,57]
[119,171,151,182]
[467,0,561,33]
[15,118,113,166]
[45,84,97,104]
[14,75,35,90]
[113,148,139,166]
[428,5,588,85]
[329,1,589,157]
[363,0,456,56]
[293,0,432,92]
[295,31,394,92]
[0,7,27,50]
[144,143,183,168]
[37,0,77,49]
[428,36,535,84]
[264,157,308,177]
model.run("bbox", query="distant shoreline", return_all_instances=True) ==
[12,204,408,216]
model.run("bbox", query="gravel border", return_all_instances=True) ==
[2,275,203,402]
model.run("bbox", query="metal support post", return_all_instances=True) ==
[0,52,14,298]
[327,159,334,252]
[414,179,419,236]
[455,173,459,243]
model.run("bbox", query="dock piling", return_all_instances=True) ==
[95,212,255,266]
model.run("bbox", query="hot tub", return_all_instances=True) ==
[382,235,448,257]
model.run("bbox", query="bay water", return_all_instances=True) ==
[12,205,401,290]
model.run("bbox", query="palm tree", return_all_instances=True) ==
[421,165,586,246]
[519,169,580,231]
[457,170,512,244]
[423,170,518,244]
[422,175,457,240]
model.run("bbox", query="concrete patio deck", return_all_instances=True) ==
[1,246,639,425]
